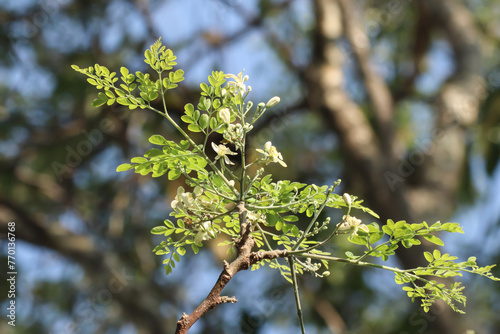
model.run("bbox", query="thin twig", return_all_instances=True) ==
[289,256,306,334]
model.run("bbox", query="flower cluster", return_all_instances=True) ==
[256,141,287,167]
[194,221,216,244]
[171,186,219,244]
[212,142,238,165]
[222,123,244,148]
[171,186,217,214]
[337,215,369,237]
[225,70,250,97]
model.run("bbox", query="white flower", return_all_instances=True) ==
[223,123,244,146]
[343,193,352,206]
[219,108,231,124]
[225,70,249,96]
[266,96,280,108]
[256,141,287,167]
[171,186,186,210]
[212,142,237,165]
[337,215,369,236]
[171,186,210,213]
[193,186,203,197]
[194,221,214,244]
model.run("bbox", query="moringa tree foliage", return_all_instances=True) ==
[73,38,499,334]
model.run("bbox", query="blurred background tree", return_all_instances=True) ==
[1,0,500,333]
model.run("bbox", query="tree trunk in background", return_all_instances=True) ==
[308,0,486,332]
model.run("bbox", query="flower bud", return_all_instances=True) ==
[342,193,351,206]
[219,108,231,124]
[266,96,280,108]
[194,230,206,244]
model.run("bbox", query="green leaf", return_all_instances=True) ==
[148,91,159,100]
[151,226,168,234]
[179,140,190,150]
[213,99,221,109]
[349,234,368,246]
[369,232,384,244]
[188,123,202,132]
[181,115,194,124]
[382,225,393,235]
[199,114,209,129]
[283,215,299,222]
[117,97,130,105]
[170,69,184,83]
[433,249,441,260]
[200,82,209,93]
[131,157,148,163]
[168,169,181,180]
[184,103,194,116]
[266,213,279,227]
[116,163,134,172]
[210,117,218,130]
[345,251,358,259]
[149,135,169,145]
[423,234,444,246]
[191,244,199,254]
[91,98,106,107]
[164,219,175,228]
[144,148,164,158]
[173,253,180,262]
[120,67,129,77]
[105,90,115,98]
[387,219,395,229]
[208,75,215,86]
[177,247,186,256]
[145,49,154,64]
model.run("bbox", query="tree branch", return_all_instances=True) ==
[175,202,287,333]
[336,0,396,158]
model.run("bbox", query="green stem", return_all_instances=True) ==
[289,256,306,334]
[150,88,240,198]
[239,102,247,201]
[182,170,235,202]
[193,207,238,225]
[354,239,394,263]
[287,220,341,255]
[246,200,302,211]
[291,186,334,251]
[297,253,407,273]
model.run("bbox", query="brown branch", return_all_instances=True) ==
[409,0,485,222]
[393,2,433,103]
[309,0,412,221]
[336,0,396,158]
[175,202,287,334]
